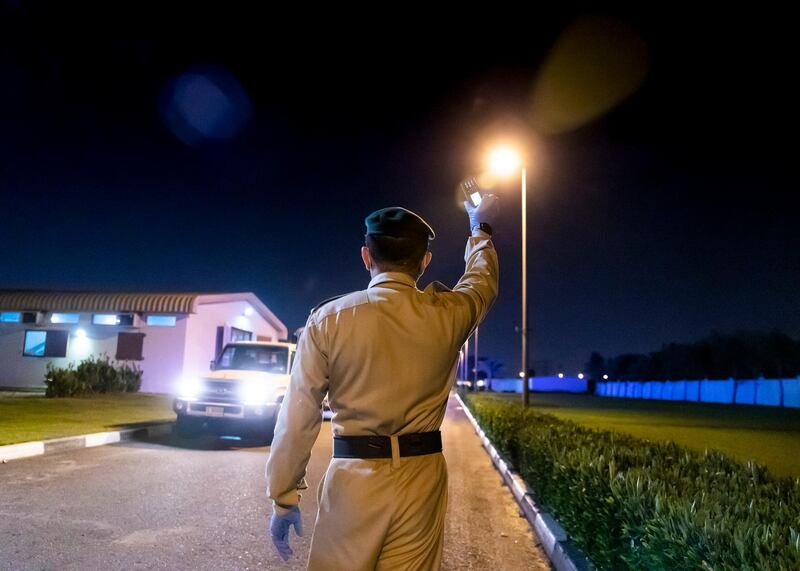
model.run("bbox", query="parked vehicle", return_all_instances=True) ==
[173,341,295,441]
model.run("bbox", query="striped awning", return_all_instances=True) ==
[0,291,200,314]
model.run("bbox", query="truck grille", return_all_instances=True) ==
[198,380,240,404]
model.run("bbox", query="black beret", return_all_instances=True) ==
[364,207,435,240]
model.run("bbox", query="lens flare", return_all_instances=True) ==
[529,16,649,135]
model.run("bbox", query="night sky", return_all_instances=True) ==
[1,5,796,374]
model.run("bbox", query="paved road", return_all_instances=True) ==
[0,395,548,570]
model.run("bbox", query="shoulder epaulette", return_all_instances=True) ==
[310,294,347,314]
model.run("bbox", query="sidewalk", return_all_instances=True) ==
[442,395,550,570]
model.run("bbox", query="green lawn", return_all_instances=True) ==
[485,392,800,477]
[0,393,175,446]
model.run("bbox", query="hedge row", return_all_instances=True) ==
[44,355,142,397]
[464,394,800,570]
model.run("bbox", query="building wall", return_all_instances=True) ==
[138,316,188,394]
[0,316,186,390]
[490,376,588,393]
[180,300,284,385]
[0,300,286,393]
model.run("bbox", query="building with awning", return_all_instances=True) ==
[0,290,287,393]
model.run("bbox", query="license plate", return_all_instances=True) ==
[205,406,225,417]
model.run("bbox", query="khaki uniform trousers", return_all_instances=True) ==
[307,452,448,571]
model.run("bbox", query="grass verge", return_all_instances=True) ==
[0,393,175,446]
[490,392,800,477]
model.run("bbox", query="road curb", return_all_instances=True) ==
[454,393,594,571]
[0,421,174,463]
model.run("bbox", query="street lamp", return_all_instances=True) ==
[486,146,529,406]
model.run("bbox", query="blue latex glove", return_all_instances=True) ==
[464,193,499,230]
[270,505,303,562]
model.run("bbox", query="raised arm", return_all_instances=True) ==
[432,194,500,342]
[452,226,499,332]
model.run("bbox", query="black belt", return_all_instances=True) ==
[333,431,442,459]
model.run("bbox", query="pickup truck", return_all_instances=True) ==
[173,341,296,441]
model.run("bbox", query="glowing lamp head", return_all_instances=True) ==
[603,374,609,380]
[518,371,525,378]
[75,328,87,339]
[244,307,254,317]
[487,147,520,177]
[578,373,585,380]
[558,373,564,379]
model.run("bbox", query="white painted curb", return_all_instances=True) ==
[0,421,174,464]
[0,441,45,462]
[455,393,594,571]
[85,431,122,447]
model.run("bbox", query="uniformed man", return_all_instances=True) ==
[266,194,499,570]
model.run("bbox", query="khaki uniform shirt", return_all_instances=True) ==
[266,229,499,508]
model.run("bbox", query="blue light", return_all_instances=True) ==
[1,312,21,323]
[147,315,177,327]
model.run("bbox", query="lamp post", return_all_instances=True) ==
[520,166,529,406]
[474,326,479,389]
[487,147,529,406]
[463,337,469,386]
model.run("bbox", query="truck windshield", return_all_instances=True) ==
[216,345,289,374]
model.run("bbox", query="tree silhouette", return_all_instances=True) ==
[585,352,606,380]
[596,330,800,381]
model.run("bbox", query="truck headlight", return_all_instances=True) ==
[242,381,270,405]
[177,377,202,400]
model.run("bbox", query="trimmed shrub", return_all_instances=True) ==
[118,361,142,393]
[45,355,143,397]
[465,394,800,570]
[43,363,87,397]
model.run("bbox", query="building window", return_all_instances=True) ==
[23,330,68,357]
[215,326,224,359]
[23,331,45,356]
[92,313,134,326]
[21,312,38,324]
[116,332,145,360]
[1,312,21,323]
[230,327,252,343]
[51,313,80,324]
[146,315,176,327]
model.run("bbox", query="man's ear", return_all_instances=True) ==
[361,246,372,272]
[419,250,433,276]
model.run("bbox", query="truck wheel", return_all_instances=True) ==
[175,415,204,439]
